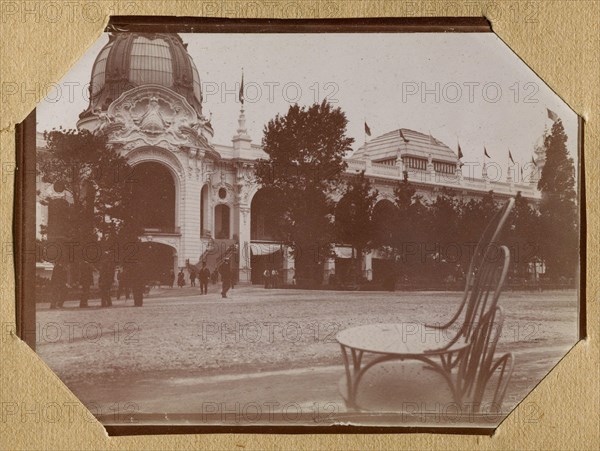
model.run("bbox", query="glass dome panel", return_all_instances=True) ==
[90,42,113,97]
[129,37,173,87]
[188,54,202,101]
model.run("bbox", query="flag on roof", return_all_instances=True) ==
[399,129,409,143]
[364,122,371,136]
[239,71,244,105]
[457,141,463,159]
[509,149,515,164]
[484,147,490,158]
[547,108,559,122]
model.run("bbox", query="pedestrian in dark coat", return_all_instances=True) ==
[199,261,210,295]
[219,258,231,299]
[189,267,197,287]
[177,269,185,288]
[169,268,175,288]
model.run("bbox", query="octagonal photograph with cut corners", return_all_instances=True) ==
[26,21,581,431]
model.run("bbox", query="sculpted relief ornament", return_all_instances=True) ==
[94,85,213,157]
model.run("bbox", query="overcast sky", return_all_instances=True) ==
[37,32,578,176]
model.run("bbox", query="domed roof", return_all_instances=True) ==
[81,33,203,119]
[351,128,458,163]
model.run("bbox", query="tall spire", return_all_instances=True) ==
[237,104,248,135]
[232,68,251,155]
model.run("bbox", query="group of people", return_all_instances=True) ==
[175,259,233,299]
[262,268,281,289]
[49,256,237,309]
[49,256,146,309]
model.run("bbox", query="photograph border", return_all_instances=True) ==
[1,3,598,449]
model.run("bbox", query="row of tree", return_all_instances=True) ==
[256,101,578,286]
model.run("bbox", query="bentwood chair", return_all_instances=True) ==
[425,197,515,332]
[337,243,514,419]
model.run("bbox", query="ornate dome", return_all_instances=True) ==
[80,33,203,120]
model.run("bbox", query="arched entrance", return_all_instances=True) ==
[137,242,177,286]
[214,204,230,239]
[130,161,177,233]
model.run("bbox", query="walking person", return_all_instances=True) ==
[271,268,279,288]
[177,269,185,288]
[50,261,67,309]
[189,267,197,287]
[219,258,232,299]
[263,267,271,289]
[199,261,210,295]
[169,268,175,288]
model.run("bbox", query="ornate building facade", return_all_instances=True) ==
[36,32,543,284]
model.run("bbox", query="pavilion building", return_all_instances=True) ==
[36,32,542,285]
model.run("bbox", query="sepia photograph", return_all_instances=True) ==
[26,23,581,431]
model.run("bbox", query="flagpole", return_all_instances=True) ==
[482,143,484,179]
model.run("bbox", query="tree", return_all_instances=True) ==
[335,170,379,282]
[503,191,541,278]
[426,187,462,279]
[256,101,354,285]
[457,191,500,270]
[537,119,578,280]
[39,129,142,304]
[391,171,428,282]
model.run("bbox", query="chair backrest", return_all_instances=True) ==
[460,244,510,342]
[435,197,515,331]
[454,246,511,406]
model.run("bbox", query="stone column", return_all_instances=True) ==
[179,159,202,268]
[323,257,336,285]
[282,245,295,284]
[362,251,373,281]
[235,205,252,284]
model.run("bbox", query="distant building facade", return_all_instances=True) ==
[36,32,543,284]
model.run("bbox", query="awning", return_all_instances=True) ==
[334,246,354,259]
[250,243,283,256]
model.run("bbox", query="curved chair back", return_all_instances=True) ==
[433,197,515,332]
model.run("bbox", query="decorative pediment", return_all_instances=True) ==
[95,85,213,154]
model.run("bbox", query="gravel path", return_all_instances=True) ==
[35,286,579,425]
